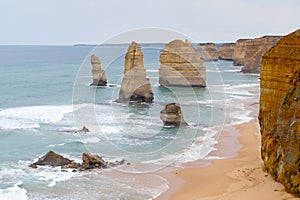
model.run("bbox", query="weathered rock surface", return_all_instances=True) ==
[80,152,107,170]
[29,151,73,167]
[219,43,235,60]
[194,43,219,61]
[160,103,188,127]
[259,29,300,196]
[30,151,124,171]
[118,41,154,103]
[232,39,250,66]
[90,54,107,86]
[159,40,206,87]
[241,36,281,73]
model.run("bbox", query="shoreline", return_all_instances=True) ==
[156,106,297,199]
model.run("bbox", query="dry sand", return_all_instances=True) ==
[157,119,299,200]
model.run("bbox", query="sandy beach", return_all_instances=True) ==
[157,111,298,199]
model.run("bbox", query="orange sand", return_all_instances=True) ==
[157,120,298,200]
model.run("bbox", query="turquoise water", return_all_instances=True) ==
[0,45,259,199]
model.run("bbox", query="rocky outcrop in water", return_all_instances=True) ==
[117,41,154,103]
[160,103,188,127]
[90,55,107,86]
[259,29,300,196]
[75,126,90,133]
[29,151,74,168]
[219,43,235,60]
[29,151,125,171]
[80,152,107,170]
[194,43,219,61]
[159,40,206,87]
[240,36,281,73]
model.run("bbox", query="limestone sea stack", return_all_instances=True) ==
[159,40,206,87]
[160,103,188,127]
[194,43,219,61]
[117,41,154,103]
[240,36,281,73]
[259,29,300,196]
[219,43,235,60]
[90,54,107,86]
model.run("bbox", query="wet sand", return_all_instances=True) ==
[157,118,298,200]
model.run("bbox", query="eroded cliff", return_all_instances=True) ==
[241,36,281,73]
[194,43,219,61]
[219,43,235,60]
[259,29,300,195]
[159,40,206,87]
[232,39,250,66]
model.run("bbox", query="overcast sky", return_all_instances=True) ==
[0,0,299,45]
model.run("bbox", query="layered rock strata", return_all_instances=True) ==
[90,54,107,86]
[159,40,206,87]
[118,41,154,103]
[232,39,250,66]
[241,36,281,73]
[194,43,219,61]
[160,103,188,127]
[219,43,235,60]
[259,29,300,196]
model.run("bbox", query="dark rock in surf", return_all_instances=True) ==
[29,151,73,167]
[80,152,107,170]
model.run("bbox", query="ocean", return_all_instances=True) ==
[0,44,259,199]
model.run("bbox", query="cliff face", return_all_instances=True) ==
[241,36,281,73]
[219,43,235,60]
[90,55,107,86]
[232,39,250,66]
[259,29,300,195]
[194,43,219,61]
[118,41,154,103]
[159,40,206,87]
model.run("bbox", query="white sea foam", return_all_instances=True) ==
[230,83,260,88]
[34,166,82,187]
[81,137,101,144]
[223,69,241,72]
[229,109,253,125]
[134,175,169,199]
[0,182,28,200]
[146,69,159,73]
[143,129,218,166]
[224,88,254,96]
[48,143,66,147]
[206,69,221,73]
[0,105,74,130]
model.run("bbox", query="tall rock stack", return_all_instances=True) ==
[194,43,219,61]
[259,29,300,195]
[90,55,107,86]
[117,41,154,103]
[241,36,281,73]
[219,43,235,60]
[159,40,206,87]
